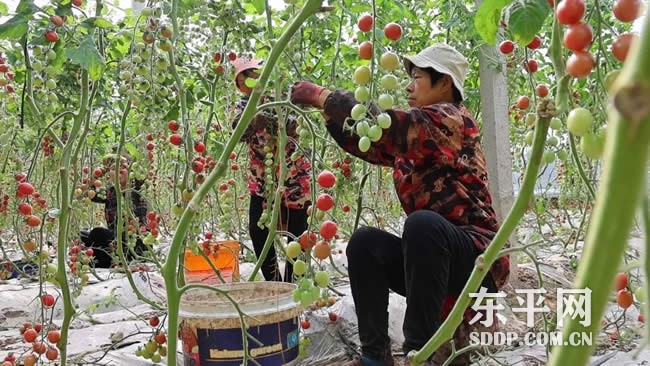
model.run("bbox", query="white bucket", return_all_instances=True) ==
[179,281,301,365]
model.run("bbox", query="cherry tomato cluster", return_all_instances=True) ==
[114,6,177,115]
[194,155,217,184]
[124,215,141,237]
[135,316,168,363]
[42,135,54,157]
[144,132,175,184]
[195,240,219,257]
[213,51,237,74]
[613,271,637,311]
[139,6,173,53]
[357,14,403,41]
[43,12,68,45]
[15,182,44,228]
[0,53,16,94]
[284,171,342,310]
[306,171,341,257]
[351,14,402,152]
[283,172,340,321]
[30,14,75,114]
[611,271,647,326]
[499,34,543,75]
[252,145,280,228]
[5,321,62,365]
[0,194,9,215]
[68,239,94,281]
[190,157,204,175]
[145,133,156,156]
[557,0,641,78]
[297,295,339,357]
[331,157,353,178]
[145,211,161,238]
[610,0,641,62]
[74,170,104,202]
[167,118,213,187]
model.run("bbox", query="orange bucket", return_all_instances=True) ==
[184,240,240,284]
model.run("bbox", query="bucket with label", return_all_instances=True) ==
[184,240,240,284]
[179,281,301,366]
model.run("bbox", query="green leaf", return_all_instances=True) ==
[536,197,546,215]
[16,0,37,15]
[503,0,551,46]
[242,3,257,14]
[0,15,28,40]
[180,0,202,9]
[102,125,115,138]
[66,37,106,81]
[108,33,131,59]
[251,0,265,14]
[0,2,8,16]
[210,140,225,160]
[164,103,179,121]
[474,0,511,45]
[125,143,138,159]
[81,17,115,30]
[186,90,196,106]
[55,2,73,16]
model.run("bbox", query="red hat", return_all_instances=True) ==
[232,56,263,84]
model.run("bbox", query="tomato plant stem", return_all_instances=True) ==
[113,99,163,310]
[329,11,345,85]
[54,70,90,366]
[641,197,650,342]
[353,171,371,232]
[202,32,229,148]
[168,0,191,195]
[411,104,553,364]
[368,0,377,101]
[549,8,597,202]
[26,111,74,179]
[547,14,650,365]
[569,133,596,200]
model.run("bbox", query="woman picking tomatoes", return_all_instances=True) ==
[230,56,311,282]
[82,154,148,268]
[291,44,510,365]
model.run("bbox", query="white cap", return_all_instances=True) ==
[403,43,469,100]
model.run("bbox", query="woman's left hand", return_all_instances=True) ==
[290,81,326,108]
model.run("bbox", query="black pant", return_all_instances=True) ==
[81,227,145,268]
[249,194,308,282]
[346,210,495,359]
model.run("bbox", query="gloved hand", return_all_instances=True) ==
[290,81,326,108]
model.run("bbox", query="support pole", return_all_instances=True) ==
[477,42,518,283]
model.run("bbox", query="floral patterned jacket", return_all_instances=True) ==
[91,184,148,234]
[323,90,510,320]
[231,96,311,209]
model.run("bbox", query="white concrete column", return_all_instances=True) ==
[477,42,518,284]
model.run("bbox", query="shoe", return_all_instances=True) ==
[343,355,395,366]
